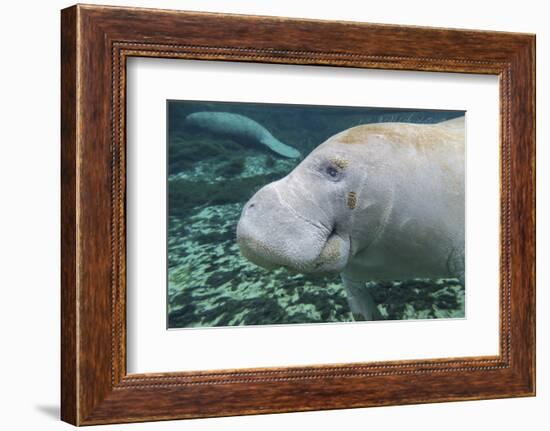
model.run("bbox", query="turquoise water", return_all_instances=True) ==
[167,100,465,329]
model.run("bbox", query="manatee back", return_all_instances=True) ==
[437,115,465,130]
[326,119,464,152]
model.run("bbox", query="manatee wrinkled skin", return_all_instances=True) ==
[236,117,465,321]
[185,111,301,159]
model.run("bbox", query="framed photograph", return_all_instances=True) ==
[61,4,535,425]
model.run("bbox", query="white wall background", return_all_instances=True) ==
[0,0,546,429]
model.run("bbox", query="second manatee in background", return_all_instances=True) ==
[185,111,302,159]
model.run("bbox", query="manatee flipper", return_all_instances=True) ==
[341,275,381,321]
[260,136,301,159]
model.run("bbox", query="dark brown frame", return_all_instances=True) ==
[61,4,536,426]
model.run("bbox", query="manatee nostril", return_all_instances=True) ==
[247,202,256,211]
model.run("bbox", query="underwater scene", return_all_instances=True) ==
[167,100,465,329]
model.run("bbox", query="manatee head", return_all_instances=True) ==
[237,140,366,274]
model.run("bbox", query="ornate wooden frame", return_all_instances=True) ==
[61,4,535,425]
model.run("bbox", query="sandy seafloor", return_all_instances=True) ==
[167,102,465,329]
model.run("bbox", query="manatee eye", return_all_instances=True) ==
[326,166,339,178]
[324,164,343,182]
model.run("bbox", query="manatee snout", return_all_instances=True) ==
[237,183,320,271]
[237,181,350,273]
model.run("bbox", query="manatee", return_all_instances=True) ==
[184,111,301,159]
[236,116,465,321]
